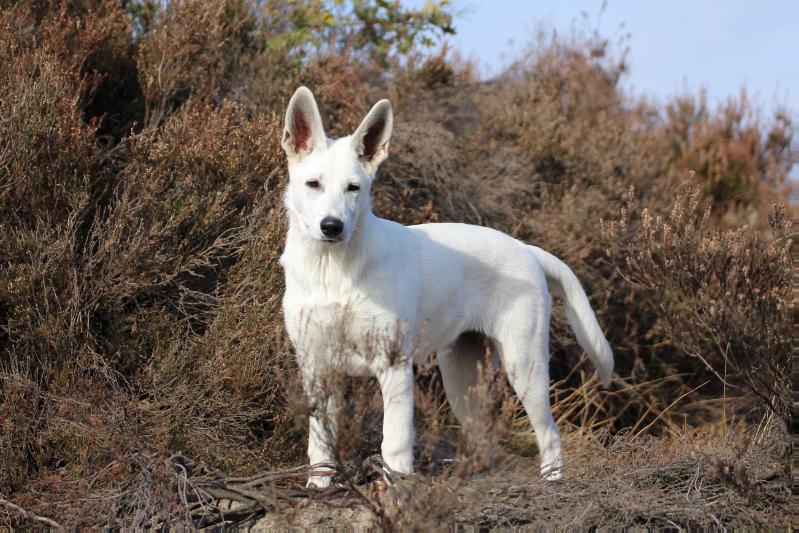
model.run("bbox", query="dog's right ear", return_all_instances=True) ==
[282,86,326,160]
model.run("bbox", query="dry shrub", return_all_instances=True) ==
[2,0,142,137]
[603,189,791,424]
[139,207,300,471]
[0,17,106,494]
[36,0,140,134]
[81,98,290,442]
[434,25,793,433]
[0,10,295,515]
[445,415,789,528]
[89,101,281,325]
[136,0,255,124]
[663,91,793,217]
[413,44,478,90]
[285,53,376,136]
[0,23,97,224]
[473,29,661,222]
[374,116,468,225]
[7,0,131,67]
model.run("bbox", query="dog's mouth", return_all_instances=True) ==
[321,237,342,243]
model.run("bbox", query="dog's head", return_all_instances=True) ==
[281,86,392,244]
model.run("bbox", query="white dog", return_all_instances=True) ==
[279,86,613,488]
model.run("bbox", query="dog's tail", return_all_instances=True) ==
[528,246,614,387]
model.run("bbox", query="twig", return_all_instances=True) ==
[0,497,63,528]
[635,381,709,438]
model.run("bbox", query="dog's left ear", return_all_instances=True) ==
[352,99,393,174]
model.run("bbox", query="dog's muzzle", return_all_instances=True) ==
[320,216,344,241]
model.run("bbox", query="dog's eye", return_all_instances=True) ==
[347,183,360,192]
[305,180,320,190]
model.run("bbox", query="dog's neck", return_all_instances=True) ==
[281,207,380,292]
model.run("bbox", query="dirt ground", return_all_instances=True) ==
[229,425,791,529]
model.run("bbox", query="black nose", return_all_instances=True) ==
[320,216,344,238]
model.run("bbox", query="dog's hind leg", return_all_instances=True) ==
[497,307,564,481]
[438,331,496,426]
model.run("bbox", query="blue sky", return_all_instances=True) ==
[412,0,798,120]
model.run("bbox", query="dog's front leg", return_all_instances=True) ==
[376,363,415,474]
[304,376,339,488]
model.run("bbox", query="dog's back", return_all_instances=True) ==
[405,222,549,353]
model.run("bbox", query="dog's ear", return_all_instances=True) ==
[282,86,326,159]
[352,99,393,173]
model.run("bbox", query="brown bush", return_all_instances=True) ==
[135,0,255,125]
[0,23,97,224]
[663,91,793,217]
[0,9,294,511]
[603,189,791,423]
[1,0,142,137]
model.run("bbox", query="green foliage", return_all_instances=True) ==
[256,0,454,62]
[125,0,160,37]
[349,0,455,59]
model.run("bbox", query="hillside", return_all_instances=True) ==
[0,1,792,527]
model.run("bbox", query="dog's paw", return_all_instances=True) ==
[306,474,333,489]
[541,467,564,481]
[540,456,564,481]
[541,466,563,481]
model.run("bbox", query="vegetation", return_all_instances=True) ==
[0,0,792,527]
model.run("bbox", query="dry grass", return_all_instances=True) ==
[8,379,787,528]
[0,0,793,528]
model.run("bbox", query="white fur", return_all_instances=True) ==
[279,87,614,488]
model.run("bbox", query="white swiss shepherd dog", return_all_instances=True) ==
[279,86,614,488]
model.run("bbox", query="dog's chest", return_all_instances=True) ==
[282,277,410,372]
